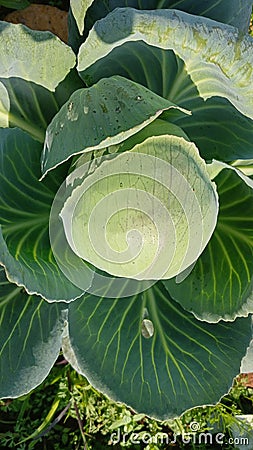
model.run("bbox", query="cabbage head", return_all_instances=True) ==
[0,0,253,420]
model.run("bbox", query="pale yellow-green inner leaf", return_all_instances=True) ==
[60,135,218,280]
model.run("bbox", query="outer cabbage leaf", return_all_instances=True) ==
[0,128,89,302]
[0,22,82,142]
[64,283,252,420]
[77,8,253,162]
[241,333,253,374]
[69,0,253,51]
[163,167,253,322]
[110,118,190,152]
[0,71,84,143]
[166,0,253,31]
[41,75,189,176]
[0,22,75,90]
[69,0,93,35]
[0,268,67,398]
[231,160,253,178]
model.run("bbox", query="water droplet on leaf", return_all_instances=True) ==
[141,319,154,339]
[83,106,89,114]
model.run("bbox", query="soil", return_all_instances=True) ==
[0,1,69,42]
[239,373,253,388]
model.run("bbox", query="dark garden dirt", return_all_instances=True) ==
[0,1,69,42]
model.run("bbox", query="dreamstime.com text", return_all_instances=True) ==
[109,429,250,447]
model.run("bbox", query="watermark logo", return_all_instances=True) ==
[189,420,200,432]
[108,425,250,447]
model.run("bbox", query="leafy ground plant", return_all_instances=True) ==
[0,0,253,423]
[1,362,253,449]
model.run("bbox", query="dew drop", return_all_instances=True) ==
[83,106,89,114]
[136,95,142,101]
[141,319,154,339]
